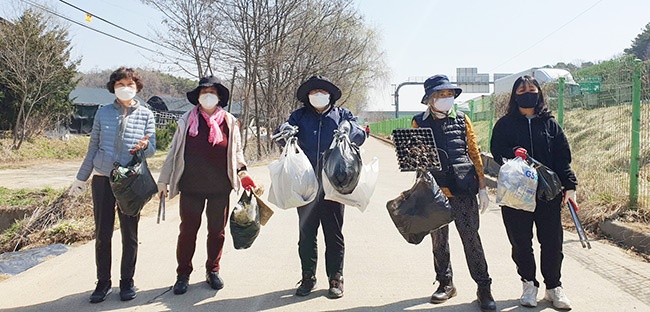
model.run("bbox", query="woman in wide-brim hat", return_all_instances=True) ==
[296,75,342,107]
[186,76,231,107]
[411,74,496,311]
[158,75,257,295]
[276,75,366,299]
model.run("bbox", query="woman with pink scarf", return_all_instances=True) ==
[157,76,256,295]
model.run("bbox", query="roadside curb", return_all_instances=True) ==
[600,219,650,254]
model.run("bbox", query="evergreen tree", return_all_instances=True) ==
[624,22,650,61]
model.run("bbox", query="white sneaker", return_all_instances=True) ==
[520,280,538,307]
[545,286,572,310]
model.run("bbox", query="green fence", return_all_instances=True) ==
[368,116,414,137]
[369,59,650,214]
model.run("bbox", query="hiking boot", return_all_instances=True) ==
[119,278,136,301]
[89,279,112,303]
[328,273,344,299]
[430,279,457,304]
[173,274,190,295]
[477,285,496,311]
[520,280,538,307]
[295,273,316,296]
[206,271,224,290]
[544,286,572,310]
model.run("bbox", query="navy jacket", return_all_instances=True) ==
[490,112,577,191]
[285,105,366,173]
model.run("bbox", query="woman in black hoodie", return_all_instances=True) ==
[490,76,577,311]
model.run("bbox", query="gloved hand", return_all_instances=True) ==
[280,123,298,136]
[478,188,490,214]
[68,179,86,197]
[338,120,351,134]
[562,189,576,206]
[514,147,528,160]
[157,182,168,198]
[240,172,257,191]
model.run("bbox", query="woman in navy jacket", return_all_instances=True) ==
[279,75,365,299]
[490,75,577,310]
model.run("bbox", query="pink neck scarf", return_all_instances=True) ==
[188,105,226,145]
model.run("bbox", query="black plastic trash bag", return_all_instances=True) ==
[323,128,362,195]
[229,191,261,250]
[535,164,562,201]
[386,171,453,245]
[109,150,158,217]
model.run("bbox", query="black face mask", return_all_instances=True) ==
[516,92,538,108]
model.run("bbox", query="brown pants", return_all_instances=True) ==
[176,191,230,276]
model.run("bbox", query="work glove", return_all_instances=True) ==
[68,179,86,197]
[157,182,168,198]
[338,120,351,134]
[240,172,257,191]
[562,189,576,206]
[478,188,490,214]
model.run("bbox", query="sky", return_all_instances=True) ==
[2,0,650,112]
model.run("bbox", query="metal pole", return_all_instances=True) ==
[558,77,565,126]
[629,59,642,209]
[469,99,475,121]
[394,81,424,119]
[227,66,237,113]
[488,94,495,151]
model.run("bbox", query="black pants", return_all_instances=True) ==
[92,175,140,282]
[431,195,492,287]
[501,195,564,289]
[297,186,345,279]
[176,191,230,276]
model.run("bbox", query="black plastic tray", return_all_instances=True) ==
[391,128,441,172]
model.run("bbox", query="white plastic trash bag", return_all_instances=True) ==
[268,137,318,209]
[496,157,538,212]
[324,157,379,212]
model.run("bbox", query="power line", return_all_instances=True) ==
[18,0,170,57]
[489,0,604,72]
[58,0,173,53]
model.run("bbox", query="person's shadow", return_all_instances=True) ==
[0,286,561,312]
[0,282,328,312]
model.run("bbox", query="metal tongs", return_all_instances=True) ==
[567,198,591,249]
[157,192,165,224]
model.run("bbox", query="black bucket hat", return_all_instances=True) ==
[186,76,230,107]
[296,75,342,105]
[421,74,462,104]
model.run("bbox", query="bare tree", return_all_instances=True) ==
[141,0,225,78]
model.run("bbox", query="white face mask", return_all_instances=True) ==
[309,92,330,109]
[115,86,137,102]
[199,93,220,109]
[432,97,454,113]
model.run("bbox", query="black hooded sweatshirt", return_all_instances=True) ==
[490,111,577,191]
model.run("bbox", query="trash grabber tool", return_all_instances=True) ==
[157,192,165,224]
[567,197,591,249]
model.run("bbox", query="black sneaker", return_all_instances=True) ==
[173,274,190,295]
[89,279,112,303]
[119,278,136,301]
[295,273,316,296]
[206,271,224,290]
[328,274,344,299]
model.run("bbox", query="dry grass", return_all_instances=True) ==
[0,136,89,168]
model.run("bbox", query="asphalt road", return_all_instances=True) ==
[0,137,649,311]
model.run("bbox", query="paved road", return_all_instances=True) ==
[0,137,649,311]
